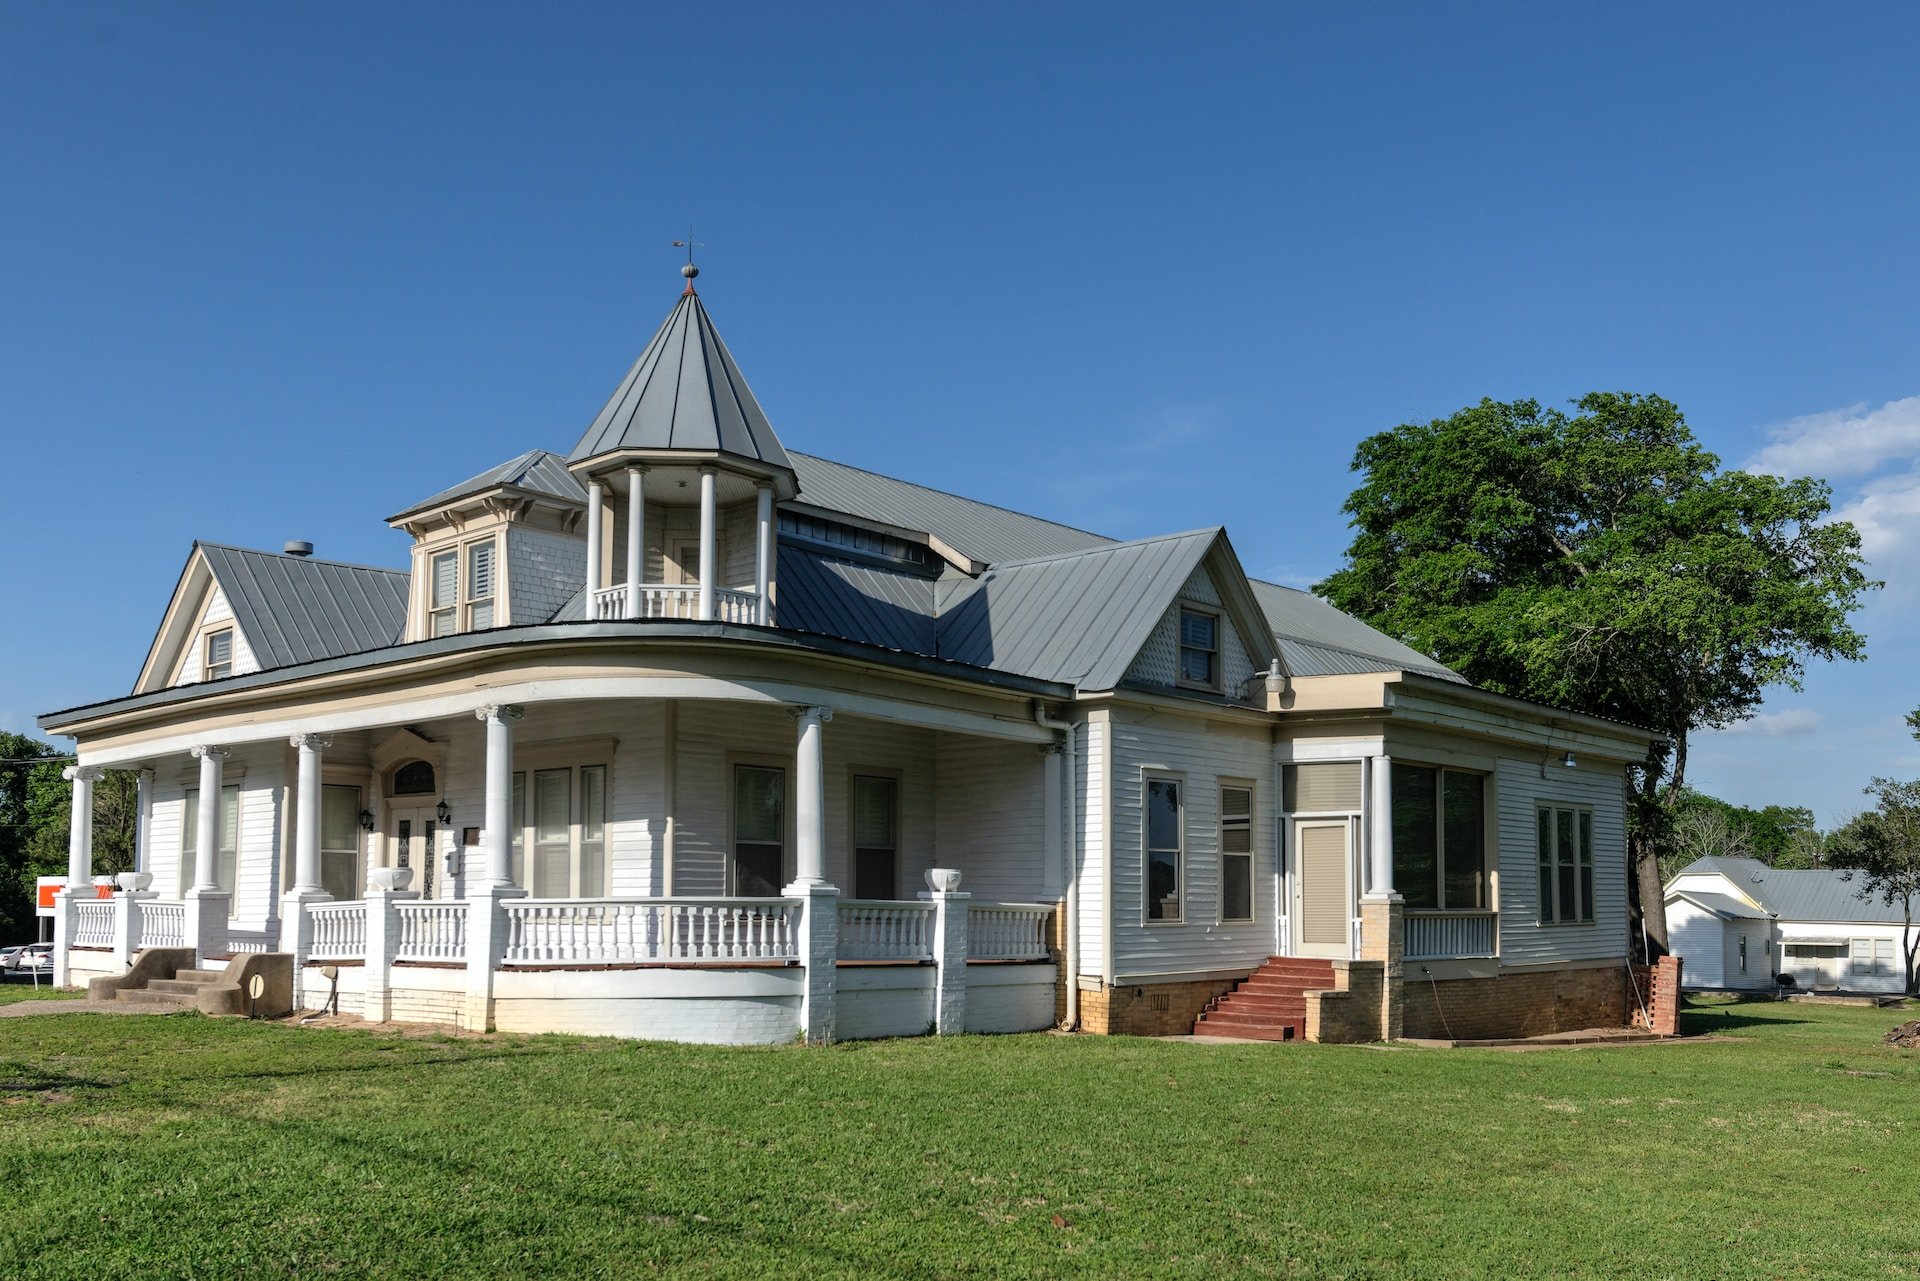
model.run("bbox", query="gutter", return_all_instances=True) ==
[1034,700,1081,1031]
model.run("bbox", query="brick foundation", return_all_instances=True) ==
[1305,960,1385,1043]
[1629,954,1683,1035]
[1402,962,1631,1041]
[1080,978,1238,1036]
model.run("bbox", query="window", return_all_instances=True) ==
[507,764,607,897]
[1739,935,1748,975]
[1391,766,1486,910]
[852,774,898,899]
[1145,776,1183,921]
[320,785,362,901]
[204,629,234,680]
[733,765,785,896]
[1536,805,1595,924]
[427,536,500,637]
[467,541,495,631]
[1220,783,1253,922]
[1852,937,1896,978]
[391,760,436,796]
[429,551,458,637]
[179,785,240,900]
[1178,608,1219,690]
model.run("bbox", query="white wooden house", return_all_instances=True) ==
[41,271,1660,1044]
[1667,857,1915,996]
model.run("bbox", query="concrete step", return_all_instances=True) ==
[145,978,211,996]
[115,989,194,1008]
[1194,1017,1301,1042]
[173,969,224,984]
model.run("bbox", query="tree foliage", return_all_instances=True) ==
[1824,777,1920,996]
[0,733,137,944]
[1663,788,1824,883]
[1316,393,1874,953]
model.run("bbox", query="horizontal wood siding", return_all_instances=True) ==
[1080,714,1106,980]
[147,744,283,926]
[1109,709,1273,979]
[932,733,1049,901]
[1494,757,1630,966]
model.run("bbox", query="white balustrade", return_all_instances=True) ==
[838,901,935,961]
[138,901,187,950]
[309,902,369,961]
[1403,910,1498,960]
[226,933,274,955]
[72,900,115,949]
[592,585,765,624]
[966,902,1054,961]
[395,901,469,962]
[503,898,801,964]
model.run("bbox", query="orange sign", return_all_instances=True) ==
[33,877,113,915]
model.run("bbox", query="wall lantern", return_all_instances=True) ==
[436,799,452,825]
[1561,750,1578,768]
[357,809,376,833]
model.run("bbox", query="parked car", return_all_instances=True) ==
[10,943,53,972]
[0,946,23,971]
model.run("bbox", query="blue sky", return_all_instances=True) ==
[4,4,1918,825]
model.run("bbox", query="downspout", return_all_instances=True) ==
[1034,700,1080,1031]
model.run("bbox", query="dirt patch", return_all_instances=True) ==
[292,1012,510,1042]
[1884,1020,1920,1049]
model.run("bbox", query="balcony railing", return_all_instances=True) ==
[396,901,469,962]
[967,902,1054,961]
[1403,910,1498,960]
[137,901,187,950]
[590,584,764,624]
[72,901,115,949]
[503,898,801,965]
[838,901,935,961]
[309,902,369,961]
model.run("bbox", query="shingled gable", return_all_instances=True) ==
[932,528,1280,692]
[568,288,798,499]
[133,543,410,695]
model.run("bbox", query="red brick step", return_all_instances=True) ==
[1191,956,1335,1043]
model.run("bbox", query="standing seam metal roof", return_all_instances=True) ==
[390,449,586,522]
[1670,857,1910,925]
[198,543,410,671]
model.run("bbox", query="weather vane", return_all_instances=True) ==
[673,230,703,285]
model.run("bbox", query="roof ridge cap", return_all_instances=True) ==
[196,541,409,577]
[981,527,1222,573]
[790,450,1116,545]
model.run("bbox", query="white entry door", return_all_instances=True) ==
[1291,819,1354,959]
[387,805,443,900]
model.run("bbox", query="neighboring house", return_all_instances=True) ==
[40,273,1660,1045]
[1666,856,1915,995]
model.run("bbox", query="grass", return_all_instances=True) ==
[0,978,73,1004]
[0,997,1915,1279]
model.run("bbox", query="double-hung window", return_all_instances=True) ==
[852,774,899,899]
[733,765,785,896]
[1536,805,1595,924]
[428,537,500,638]
[1145,775,1184,921]
[1851,937,1895,978]
[1178,608,1219,691]
[180,784,241,900]
[429,551,459,637]
[204,629,234,680]
[1391,765,1487,910]
[507,763,607,897]
[1219,783,1253,922]
[319,784,362,901]
[466,541,495,630]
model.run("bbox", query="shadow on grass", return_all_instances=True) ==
[0,1064,119,1093]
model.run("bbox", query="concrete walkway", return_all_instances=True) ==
[0,995,170,1018]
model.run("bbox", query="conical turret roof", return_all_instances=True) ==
[569,289,795,486]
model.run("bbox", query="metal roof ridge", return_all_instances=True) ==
[788,450,1116,545]
[195,540,408,579]
[977,527,1223,573]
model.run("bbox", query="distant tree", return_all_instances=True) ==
[1661,789,1824,882]
[0,734,138,944]
[1317,392,1874,956]
[1825,778,1920,996]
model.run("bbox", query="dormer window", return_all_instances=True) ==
[204,628,234,680]
[467,541,495,630]
[429,551,458,637]
[1178,607,1219,691]
[427,537,500,638]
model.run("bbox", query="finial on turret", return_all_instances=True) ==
[673,230,704,294]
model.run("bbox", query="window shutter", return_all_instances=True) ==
[432,553,457,608]
[469,542,494,599]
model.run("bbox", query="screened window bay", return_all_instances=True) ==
[1390,765,1486,911]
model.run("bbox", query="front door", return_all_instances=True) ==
[388,805,441,900]
[1291,819,1354,959]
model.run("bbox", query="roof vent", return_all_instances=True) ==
[283,540,314,558]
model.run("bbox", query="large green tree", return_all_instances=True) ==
[1824,777,1920,996]
[1316,393,1873,954]
[0,734,138,944]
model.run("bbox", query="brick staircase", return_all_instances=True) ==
[1192,957,1335,1042]
[110,967,224,1010]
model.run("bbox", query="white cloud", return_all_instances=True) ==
[1747,395,1920,479]
[1710,708,1824,738]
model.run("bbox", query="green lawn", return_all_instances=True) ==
[0,996,1915,1279]
[0,979,70,1004]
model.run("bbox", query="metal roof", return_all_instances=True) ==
[570,292,793,473]
[776,545,938,657]
[1247,579,1463,683]
[934,530,1224,689]
[788,453,1113,566]
[390,449,585,522]
[1669,857,1910,925]
[197,543,410,672]
[1671,889,1769,921]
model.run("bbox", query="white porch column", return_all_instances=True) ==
[585,478,605,616]
[63,764,102,887]
[135,768,153,876]
[697,465,717,621]
[754,482,773,626]
[290,734,331,894]
[478,704,523,887]
[625,465,646,619]
[930,872,971,1035]
[1365,753,1395,900]
[791,705,832,887]
[189,746,228,892]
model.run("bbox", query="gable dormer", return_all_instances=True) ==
[386,450,588,641]
[567,269,798,626]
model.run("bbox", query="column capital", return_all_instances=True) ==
[289,733,334,752]
[625,462,649,476]
[791,704,834,725]
[62,764,105,783]
[698,463,719,476]
[755,479,774,493]
[189,745,231,763]
[586,476,605,491]
[475,704,525,724]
